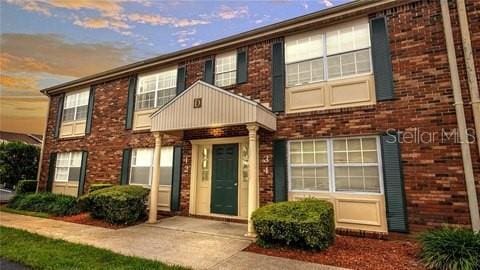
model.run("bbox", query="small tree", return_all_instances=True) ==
[0,141,40,189]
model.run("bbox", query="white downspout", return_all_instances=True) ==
[440,0,480,231]
[456,0,480,156]
[35,97,50,193]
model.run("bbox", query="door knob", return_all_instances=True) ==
[234,183,238,186]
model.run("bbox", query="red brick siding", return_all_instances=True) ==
[38,0,480,233]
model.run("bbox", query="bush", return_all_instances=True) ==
[0,141,40,189]
[419,227,480,270]
[16,180,37,194]
[252,199,335,250]
[7,193,79,216]
[88,184,113,193]
[85,185,149,225]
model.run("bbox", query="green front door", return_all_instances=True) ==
[211,144,238,215]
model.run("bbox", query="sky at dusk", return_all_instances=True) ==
[0,0,350,134]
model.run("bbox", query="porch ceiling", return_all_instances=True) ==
[150,81,277,132]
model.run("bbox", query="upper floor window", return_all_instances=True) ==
[285,19,371,87]
[135,68,177,111]
[288,136,381,193]
[63,90,89,122]
[129,147,173,186]
[215,51,237,87]
[55,152,82,182]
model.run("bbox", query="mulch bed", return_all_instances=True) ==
[244,235,425,270]
[52,213,127,229]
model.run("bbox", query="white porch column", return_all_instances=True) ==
[246,124,259,237]
[148,132,163,223]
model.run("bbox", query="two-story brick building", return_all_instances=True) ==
[37,0,480,236]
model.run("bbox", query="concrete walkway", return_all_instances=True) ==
[0,212,345,270]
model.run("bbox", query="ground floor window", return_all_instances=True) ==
[54,152,82,182]
[288,136,382,193]
[129,147,173,186]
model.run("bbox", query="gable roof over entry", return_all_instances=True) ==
[150,81,276,132]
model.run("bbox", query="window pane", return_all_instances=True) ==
[131,167,150,185]
[156,87,176,107]
[55,167,68,181]
[291,178,303,190]
[139,76,157,93]
[334,152,347,163]
[354,23,370,49]
[355,49,371,74]
[70,152,82,167]
[62,108,75,122]
[285,32,323,63]
[64,94,77,109]
[363,151,378,163]
[362,138,377,150]
[286,63,299,87]
[341,52,355,76]
[77,91,90,106]
[158,69,177,90]
[327,55,341,79]
[75,105,88,120]
[68,167,80,181]
[159,167,172,185]
[159,147,174,185]
[215,71,236,87]
[290,153,302,164]
[133,149,153,166]
[311,58,324,81]
[135,92,155,110]
[348,139,361,151]
[298,61,311,84]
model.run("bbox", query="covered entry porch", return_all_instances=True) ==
[148,81,276,236]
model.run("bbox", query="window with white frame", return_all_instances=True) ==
[288,137,381,193]
[129,147,173,186]
[215,51,237,87]
[63,90,89,122]
[285,19,371,87]
[285,31,324,87]
[135,68,177,111]
[54,152,82,182]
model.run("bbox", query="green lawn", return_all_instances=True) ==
[0,226,188,270]
[0,205,50,218]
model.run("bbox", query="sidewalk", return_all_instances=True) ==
[0,212,345,270]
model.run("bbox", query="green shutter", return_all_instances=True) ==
[236,48,248,84]
[176,66,187,94]
[46,152,57,192]
[273,140,287,202]
[54,94,65,138]
[125,75,137,129]
[120,148,132,185]
[203,58,215,84]
[85,86,95,134]
[170,145,183,212]
[381,133,408,233]
[271,39,285,112]
[370,16,395,101]
[77,151,88,196]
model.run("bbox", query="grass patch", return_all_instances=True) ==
[0,205,50,218]
[0,226,188,270]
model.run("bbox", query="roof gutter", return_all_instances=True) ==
[41,0,403,95]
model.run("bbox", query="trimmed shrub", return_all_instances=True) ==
[419,227,480,270]
[86,185,149,225]
[252,199,335,250]
[7,193,79,216]
[16,180,37,194]
[89,183,113,193]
